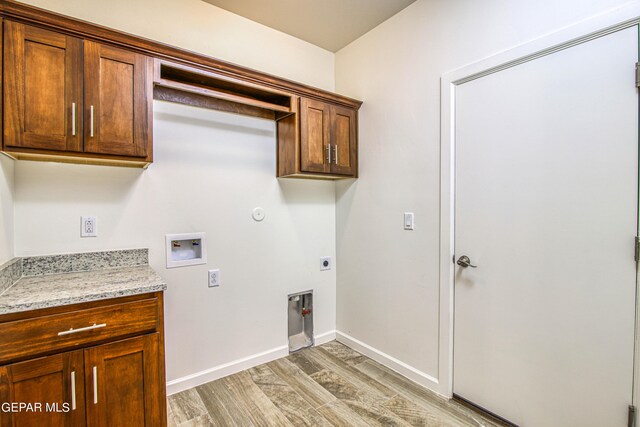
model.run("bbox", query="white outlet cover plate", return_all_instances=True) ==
[81,216,97,237]
[208,269,220,287]
[320,256,332,271]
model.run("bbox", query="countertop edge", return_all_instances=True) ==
[0,281,167,315]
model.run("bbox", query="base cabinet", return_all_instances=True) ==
[0,350,85,427]
[0,294,166,427]
[85,334,162,427]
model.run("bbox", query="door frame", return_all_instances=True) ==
[437,1,640,400]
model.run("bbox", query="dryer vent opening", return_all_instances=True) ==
[288,291,314,353]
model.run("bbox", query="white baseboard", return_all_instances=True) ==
[166,345,289,395]
[314,330,337,345]
[336,331,442,396]
[166,330,337,395]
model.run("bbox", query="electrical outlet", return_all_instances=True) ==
[81,216,97,237]
[320,256,332,271]
[208,269,220,287]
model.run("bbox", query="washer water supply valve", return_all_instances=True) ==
[301,307,312,317]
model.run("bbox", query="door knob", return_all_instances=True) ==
[456,255,477,268]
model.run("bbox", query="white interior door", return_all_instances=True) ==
[453,26,639,426]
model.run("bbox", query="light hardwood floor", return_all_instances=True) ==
[167,341,505,427]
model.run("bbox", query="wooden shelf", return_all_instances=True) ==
[153,60,293,117]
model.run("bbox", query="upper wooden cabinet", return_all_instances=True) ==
[279,97,358,179]
[0,1,362,176]
[84,42,150,158]
[329,104,357,176]
[299,98,331,174]
[2,21,152,167]
[3,20,83,153]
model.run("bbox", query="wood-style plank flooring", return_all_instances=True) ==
[167,341,505,427]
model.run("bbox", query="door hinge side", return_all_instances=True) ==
[629,405,636,427]
[635,63,640,88]
[635,237,639,262]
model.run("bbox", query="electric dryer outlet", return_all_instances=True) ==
[320,257,332,271]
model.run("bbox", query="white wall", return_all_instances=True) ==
[16,102,336,388]
[334,0,633,392]
[13,0,336,392]
[0,156,14,264]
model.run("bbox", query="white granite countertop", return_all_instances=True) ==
[0,265,166,315]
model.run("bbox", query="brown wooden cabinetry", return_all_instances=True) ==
[85,334,163,427]
[330,104,357,176]
[3,20,82,153]
[0,293,166,427]
[2,21,152,167]
[0,350,86,426]
[299,97,331,174]
[84,42,150,159]
[279,97,358,179]
[0,1,362,176]
[153,62,359,179]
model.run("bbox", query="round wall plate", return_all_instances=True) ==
[252,207,266,222]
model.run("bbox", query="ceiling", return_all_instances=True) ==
[201,0,417,52]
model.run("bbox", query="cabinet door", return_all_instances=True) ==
[83,41,150,158]
[4,21,83,152]
[330,105,357,176]
[300,97,330,174]
[0,351,85,427]
[85,334,163,427]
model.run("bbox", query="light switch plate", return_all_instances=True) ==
[404,212,414,230]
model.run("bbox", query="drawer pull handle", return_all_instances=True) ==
[70,371,76,410]
[71,102,76,136]
[90,105,94,138]
[58,323,106,336]
[93,366,98,404]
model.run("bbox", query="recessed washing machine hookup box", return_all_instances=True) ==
[165,233,207,268]
[288,290,314,353]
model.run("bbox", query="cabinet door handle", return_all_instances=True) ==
[90,105,95,138]
[70,370,76,410]
[93,366,98,404]
[58,323,106,336]
[334,145,338,165]
[71,103,76,136]
[326,144,331,164]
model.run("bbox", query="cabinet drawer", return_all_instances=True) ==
[0,298,159,363]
